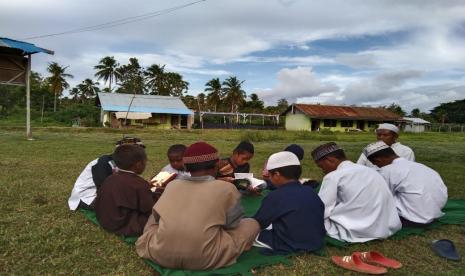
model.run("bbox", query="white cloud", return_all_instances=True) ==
[256,67,338,105]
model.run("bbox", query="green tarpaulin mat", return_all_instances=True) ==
[79,192,291,276]
[80,197,465,274]
[324,199,465,248]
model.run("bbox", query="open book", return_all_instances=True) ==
[234,173,267,190]
[150,171,177,192]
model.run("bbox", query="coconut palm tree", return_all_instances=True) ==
[94,56,119,92]
[222,76,246,113]
[204,78,222,112]
[69,87,80,102]
[46,62,73,112]
[165,72,189,97]
[144,64,166,95]
[77,79,100,101]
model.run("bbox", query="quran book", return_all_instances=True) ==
[234,173,266,190]
[150,172,177,188]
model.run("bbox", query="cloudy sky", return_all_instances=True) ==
[2,0,465,112]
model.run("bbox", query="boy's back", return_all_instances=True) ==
[254,181,325,254]
[95,171,154,236]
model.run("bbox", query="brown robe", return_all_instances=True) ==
[135,176,260,270]
[95,171,155,236]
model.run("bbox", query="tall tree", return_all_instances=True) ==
[410,108,421,117]
[386,103,406,117]
[69,87,80,101]
[145,64,167,95]
[431,99,465,124]
[46,62,73,112]
[76,79,100,101]
[247,93,264,112]
[222,76,246,113]
[165,72,189,97]
[116,58,145,94]
[196,93,206,112]
[204,78,222,112]
[94,56,120,92]
[277,98,289,113]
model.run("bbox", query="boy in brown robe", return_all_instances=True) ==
[136,142,260,270]
[95,144,156,236]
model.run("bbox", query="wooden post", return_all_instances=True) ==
[26,54,32,140]
[40,94,45,123]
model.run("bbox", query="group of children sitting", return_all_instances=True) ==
[68,123,448,270]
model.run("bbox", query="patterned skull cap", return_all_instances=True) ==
[363,141,390,158]
[311,142,342,161]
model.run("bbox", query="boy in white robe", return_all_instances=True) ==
[358,123,414,169]
[312,142,401,243]
[363,141,448,227]
[160,144,190,178]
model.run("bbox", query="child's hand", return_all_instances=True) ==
[246,186,262,196]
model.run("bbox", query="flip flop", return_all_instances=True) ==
[332,253,387,274]
[355,251,402,269]
[432,239,461,261]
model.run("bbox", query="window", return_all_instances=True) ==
[323,119,337,127]
[368,121,378,128]
[341,120,353,127]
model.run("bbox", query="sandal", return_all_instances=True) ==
[332,253,388,274]
[355,251,402,269]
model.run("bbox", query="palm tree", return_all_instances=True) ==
[144,64,166,95]
[205,78,222,112]
[222,76,246,113]
[69,87,80,102]
[77,79,100,101]
[165,72,189,97]
[197,93,206,112]
[94,56,119,92]
[46,62,73,112]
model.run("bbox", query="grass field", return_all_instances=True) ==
[1,127,465,275]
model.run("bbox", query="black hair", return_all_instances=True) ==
[167,144,187,156]
[185,159,218,173]
[367,147,397,163]
[269,165,302,180]
[113,144,147,170]
[233,141,254,155]
[323,149,347,161]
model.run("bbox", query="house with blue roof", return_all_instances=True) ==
[96,92,194,129]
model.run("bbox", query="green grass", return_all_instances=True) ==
[1,128,465,275]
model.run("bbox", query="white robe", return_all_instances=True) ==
[379,158,448,224]
[318,161,401,242]
[161,164,191,178]
[68,158,116,210]
[357,142,415,169]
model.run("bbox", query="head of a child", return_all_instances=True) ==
[183,142,219,177]
[266,151,302,187]
[167,144,187,171]
[231,141,254,167]
[284,144,304,161]
[113,144,147,175]
[311,142,346,174]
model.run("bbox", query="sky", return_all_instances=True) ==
[1,0,465,113]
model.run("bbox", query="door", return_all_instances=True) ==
[357,120,365,130]
[311,119,320,131]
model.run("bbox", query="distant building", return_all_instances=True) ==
[281,103,400,131]
[96,92,194,129]
[402,117,430,133]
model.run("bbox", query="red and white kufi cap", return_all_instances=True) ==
[183,142,219,164]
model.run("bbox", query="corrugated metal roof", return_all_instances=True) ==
[0,37,54,55]
[97,92,193,115]
[287,104,400,120]
[403,117,430,124]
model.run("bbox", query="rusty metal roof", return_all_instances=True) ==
[285,104,400,121]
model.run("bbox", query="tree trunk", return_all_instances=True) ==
[109,75,112,92]
[54,91,57,112]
